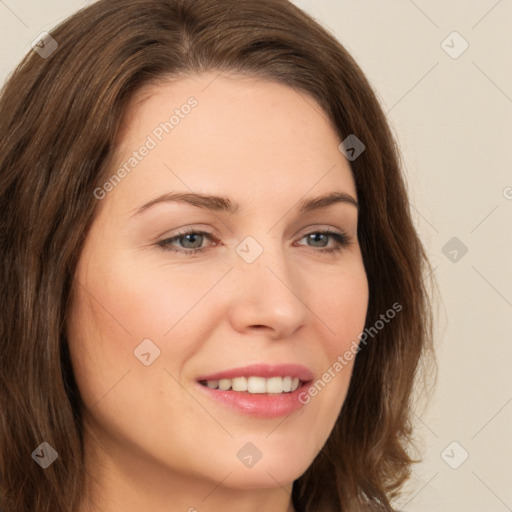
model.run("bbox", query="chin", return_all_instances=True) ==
[212,451,313,489]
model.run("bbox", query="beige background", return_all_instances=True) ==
[1,1,511,510]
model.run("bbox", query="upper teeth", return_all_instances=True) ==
[204,376,301,394]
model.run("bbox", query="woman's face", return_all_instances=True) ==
[67,72,368,501]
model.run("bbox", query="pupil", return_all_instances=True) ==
[309,233,327,247]
[184,234,202,248]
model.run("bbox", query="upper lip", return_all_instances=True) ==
[196,364,314,382]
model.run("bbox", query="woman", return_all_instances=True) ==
[0,0,436,511]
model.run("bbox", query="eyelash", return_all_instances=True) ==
[156,229,352,257]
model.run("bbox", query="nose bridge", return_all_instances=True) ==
[235,233,291,286]
[228,233,308,335]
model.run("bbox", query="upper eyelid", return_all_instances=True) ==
[162,223,349,238]
[159,227,350,248]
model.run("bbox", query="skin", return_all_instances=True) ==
[67,71,369,512]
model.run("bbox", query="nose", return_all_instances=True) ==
[226,241,309,339]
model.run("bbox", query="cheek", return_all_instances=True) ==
[65,249,227,404]
[65,256,204,447]
[78,250,220,345]
[315,263,369,354]
[302,263,368,418]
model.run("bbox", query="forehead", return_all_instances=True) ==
[104,72,356,214]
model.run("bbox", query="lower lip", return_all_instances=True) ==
[195,381,311,418]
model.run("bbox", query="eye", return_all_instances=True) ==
[157,230,217,256]
[295,230,352,254]
[156,228,352,257]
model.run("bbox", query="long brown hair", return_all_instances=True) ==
[0,1,436,510]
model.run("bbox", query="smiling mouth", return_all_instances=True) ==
[198,376,305,394]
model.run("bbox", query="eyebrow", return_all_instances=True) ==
[130,190,358,218]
